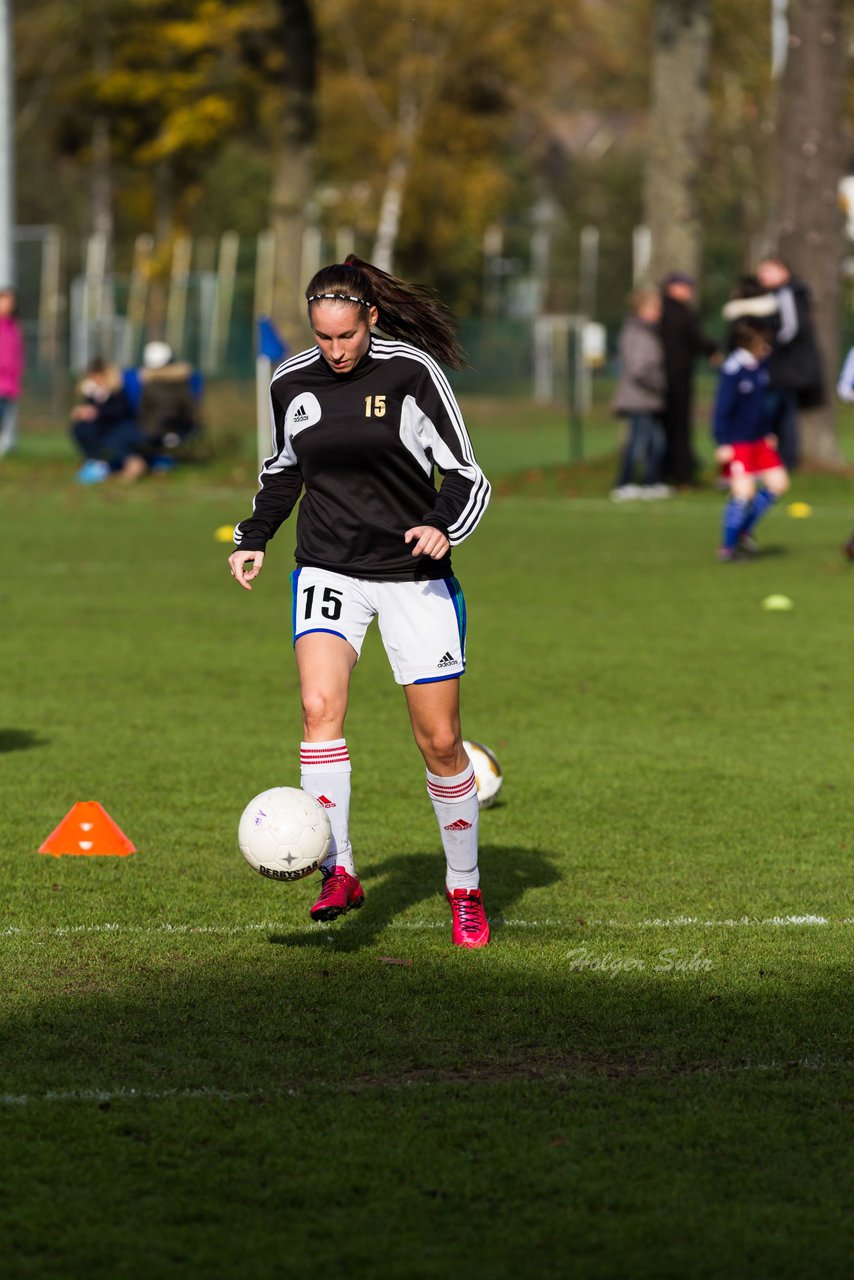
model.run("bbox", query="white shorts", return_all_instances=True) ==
[291,566,467,685]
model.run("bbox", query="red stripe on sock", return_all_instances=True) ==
[428,772,476,799]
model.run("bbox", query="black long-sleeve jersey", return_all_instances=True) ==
[233,336,490,581]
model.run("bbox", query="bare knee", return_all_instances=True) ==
[767,470,790,497]
[731,480,755,504]
[301,688,346,738]
[415,727,465,774]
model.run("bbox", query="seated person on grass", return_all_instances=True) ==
[713,319,789,562]
[123,341,203,471]
[70,357,147,484]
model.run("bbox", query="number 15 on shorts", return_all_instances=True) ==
[292,567,352,647]
[301,583,343,621]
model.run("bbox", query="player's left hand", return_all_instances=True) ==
[404,525,450,559]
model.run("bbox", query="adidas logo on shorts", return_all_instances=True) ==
[443,818,472,831]
[437,651,456,668]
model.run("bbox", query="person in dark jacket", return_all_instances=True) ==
[755,255,823,472]
[135,341,202,452]
[721,274,779,353]
[69,357,146,483]
[659,272,721,489]
[119,341,203,473]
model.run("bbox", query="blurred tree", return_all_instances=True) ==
[316,0,565,284]
[773,0,846,464]
[643,0,712,282]
[248,0,316,342]
[15,0,316,334]
[12,0,850,342]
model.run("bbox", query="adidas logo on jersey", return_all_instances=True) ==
[443,818,473,831]
[437,651,456,668]
[287,391,322,432]
[316,794,336,809]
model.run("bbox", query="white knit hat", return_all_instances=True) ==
[143,340,174,369]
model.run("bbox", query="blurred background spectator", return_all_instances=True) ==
[0,287,25,458]
[659,272,721,491]
[123,341,204,469]
[70,357,145,483]
[754,255,823,472]
[610,287,668,502]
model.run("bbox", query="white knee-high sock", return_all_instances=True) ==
[300,739,354,875]
[426,764,480,891]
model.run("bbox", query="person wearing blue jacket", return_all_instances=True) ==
[713,319,790,561]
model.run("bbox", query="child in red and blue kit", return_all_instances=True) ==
[713,319,789,561]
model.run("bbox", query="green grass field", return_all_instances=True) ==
[2,403,854,1279]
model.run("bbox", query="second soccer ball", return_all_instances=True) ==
[463,740,503,809]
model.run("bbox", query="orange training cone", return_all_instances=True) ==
[39,801,137,858]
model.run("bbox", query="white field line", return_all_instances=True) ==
[0,1087,257,1106]
[2,1056,853,1108]
[1,914,853,940]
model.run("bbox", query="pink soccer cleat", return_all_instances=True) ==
[446,888,490,949]
[309,867,365,922]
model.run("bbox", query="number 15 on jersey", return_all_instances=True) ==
[365,395,386,418]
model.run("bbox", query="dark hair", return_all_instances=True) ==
[732,318,770,350]
[731,273,762,300]
[305,253,467,369]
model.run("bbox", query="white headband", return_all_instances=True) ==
[307,292,371,307]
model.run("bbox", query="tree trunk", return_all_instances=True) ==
[91,36,113,241]
[643,0,712,284]
[268,0,316,350]
[773,0,846,466]
[372,92,419,274]
[90,115,113,240]
[146,160,174,342]
[270,132,314,347]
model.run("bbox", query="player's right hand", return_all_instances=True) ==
[714,444,734,464]
[228,549,265,591]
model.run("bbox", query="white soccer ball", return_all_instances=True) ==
[463,740,503,809]
[238,787,332,881]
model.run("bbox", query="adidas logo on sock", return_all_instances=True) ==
[437,651,456,668]
[443,818,472,831]
[316,795,336,808]
[293,404,309,422]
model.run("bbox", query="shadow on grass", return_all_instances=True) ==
[0,728,49,754]
[269,844,560,951]
[751,543,788,559]
[2,901,851,1098]
[3,883,853,1278]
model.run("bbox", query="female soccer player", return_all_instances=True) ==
[228,255,491,947]
[713,318,789,561]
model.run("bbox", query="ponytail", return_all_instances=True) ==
[305,254,467,370]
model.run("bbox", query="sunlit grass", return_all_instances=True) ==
[1,437,853,1278]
